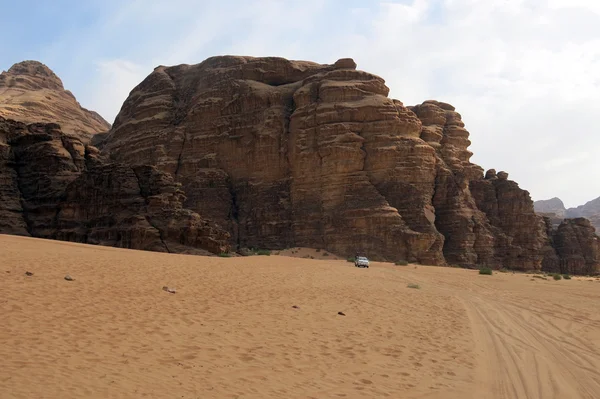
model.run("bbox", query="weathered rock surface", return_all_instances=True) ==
[0,61,110,142]
[103,56,449,263]
[0,117,229,255]
[469,172,547,270]
[1,56,598,274]
[99,55,598,270]
[542,218,600,275]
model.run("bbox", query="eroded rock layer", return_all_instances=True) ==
[542,218,600,275]
[0,61,110,141]
[98,55,600,271]
[0,117,230,255]
[1,56,598,273]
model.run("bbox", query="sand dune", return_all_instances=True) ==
[1,235,600,398]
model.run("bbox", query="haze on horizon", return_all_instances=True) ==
[1,0,598,208]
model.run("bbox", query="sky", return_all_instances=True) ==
[1,0,599,208]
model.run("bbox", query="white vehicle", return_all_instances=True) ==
[355,256,369,268]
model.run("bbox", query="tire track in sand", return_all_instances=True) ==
[462,292,600,399]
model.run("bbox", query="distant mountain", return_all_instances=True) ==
[534,196,600,232]
[0,61,110,142]
[533,197,566,217]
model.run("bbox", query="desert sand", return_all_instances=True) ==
[1,235,600,399]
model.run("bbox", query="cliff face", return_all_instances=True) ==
[1,56,597,274]
[542,218,600,275]
[0,61,111,142]
[102,57,443,263]
[0,117,230,255]
[100,55,578,270]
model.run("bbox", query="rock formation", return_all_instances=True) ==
[534,197,567,217]
[0,116,229,255]
[0,61,110,142]
[100,55,590,271]
[542,218,600,275]
[534,196,600,233]
[1,56,598,274]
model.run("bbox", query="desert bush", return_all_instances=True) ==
[395,260,408,266]
[563,274,571,280]
[218,252,231,258]
[347,257,355,263]
[552,273,562,280]
[256,249,271,256]
[407,283,420,289]
[479,267,493,275]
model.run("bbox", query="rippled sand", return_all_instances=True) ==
[1,235,599,398]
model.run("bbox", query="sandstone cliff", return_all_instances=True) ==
[100,55,589,271]
[0,117,229,255]
[0,61,110,141]
[1,56,597,274]
[542,218,600,275]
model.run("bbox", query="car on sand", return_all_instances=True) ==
[355,256,369,268]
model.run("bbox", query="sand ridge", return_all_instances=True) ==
[1,235,600,398]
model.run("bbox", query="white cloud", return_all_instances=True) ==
[90,60,148,125]
[57,0,600,207]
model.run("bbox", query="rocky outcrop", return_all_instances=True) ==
[410,101,495,268]
[469,171,547,270]
[102,57,445,263]
[0,120,29,235]
[1,56,598,273]
[542,218,600,275]
[0,116,229,255]
[534,196,600,233]
[0,61,110,142]
[100,55,576,270]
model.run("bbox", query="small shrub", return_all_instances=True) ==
[347,257,355,263]
[395,260,408,266]
[407,283,420,289]
[552,274,562,280]
[316,249,321,252]
[563,274,571,280]
[310,256,315,259]
[323,252,329,256]
[256,249,271,256]
[218,252,231,258]
[479,267,493,275]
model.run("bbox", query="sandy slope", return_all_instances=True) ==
[1,235,599,399]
